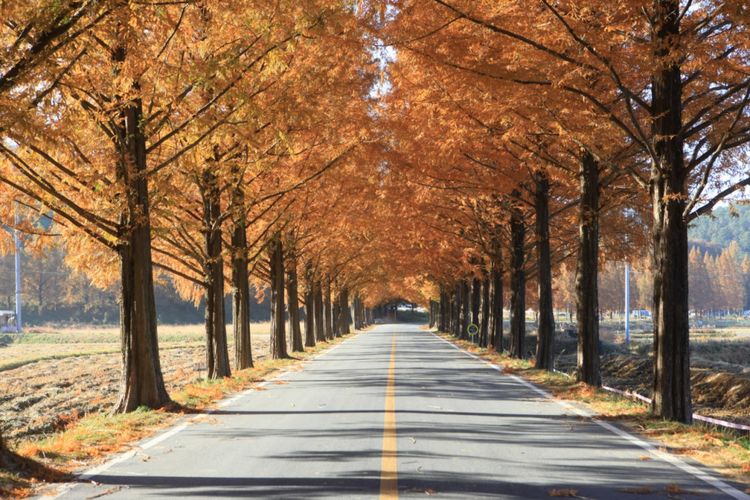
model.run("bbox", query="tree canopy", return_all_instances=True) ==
[2,0,750,426]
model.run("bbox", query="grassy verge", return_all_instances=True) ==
[1,332,358,498]
[435,331,750,489]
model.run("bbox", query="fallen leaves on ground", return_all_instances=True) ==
[620,486,655,494]
[549,488,579,497]
[665,483,688,495]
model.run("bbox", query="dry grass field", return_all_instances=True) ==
[0,323,274,442]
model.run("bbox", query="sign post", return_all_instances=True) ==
[13,204,22,333]
[624,262,630,347]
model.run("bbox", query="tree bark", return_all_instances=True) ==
[202,168,230,379]
[471,276,481,343]
[303,264,316,347]
[509,193,526,359]
[286,252,304,353]
[460,280,470,340]
[453,284,461,337]
[438,287,446,332]
[355,296,362,329]
[576,151,601,386]
[112,59,169,412]
[269,233,288,359]
[314,280,326,342]
[452,287,460,337]
[333,292,342,338]
[650,0,691,423]
[534,170,555,370]
[342,288,352,334]
[323,279,334,340]
[231,173,252,370]
[480,275,490,348]
[490,252,503,352]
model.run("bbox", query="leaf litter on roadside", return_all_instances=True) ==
[549,488,579,497]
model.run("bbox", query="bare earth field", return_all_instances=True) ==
[553,325,750,425]
[0,324,271,443]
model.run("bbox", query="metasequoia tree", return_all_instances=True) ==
[382,54,522,347]
[0,3,208,411]
[387,0,750,422]
[0,4,116,450]
[0,0,365,405]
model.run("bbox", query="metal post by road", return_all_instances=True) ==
[13,204,22,333]
[624,262,630,347]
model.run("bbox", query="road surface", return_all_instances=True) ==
[56,324,747,499]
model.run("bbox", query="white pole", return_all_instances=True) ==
[624,262,630,347]
[13,204,22,333]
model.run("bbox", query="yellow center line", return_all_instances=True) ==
[380,334,398,499]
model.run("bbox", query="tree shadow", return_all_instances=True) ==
[0,447,71,496]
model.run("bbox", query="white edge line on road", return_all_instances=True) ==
[427,330,750,500]
[41,331,363,499]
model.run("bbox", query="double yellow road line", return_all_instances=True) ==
[380,335,398,499]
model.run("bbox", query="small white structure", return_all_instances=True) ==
[0,310,17,333]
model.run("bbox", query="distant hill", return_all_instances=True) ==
[689,205,750,255]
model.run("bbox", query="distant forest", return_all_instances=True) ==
[556,205,750,316]
[689,205,750,254]
[0,244,271,325]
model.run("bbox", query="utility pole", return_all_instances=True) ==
[13,204,22,333]
[624,262,630,347]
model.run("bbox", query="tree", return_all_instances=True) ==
[388,0,750,422]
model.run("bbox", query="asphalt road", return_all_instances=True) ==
[55,324,747,499]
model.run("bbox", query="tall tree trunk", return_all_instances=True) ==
[112,48,169,411]
[352,295,360,330]
[438,287,446,332]
[576,151,601,386]
[342,288,352,334]
[460,280,470,340]
[333,293,342,338]
[453,284,461,337]
[324,280,333,340]
[356,296,363,329]
[362,299,366,328]
[480,274,490,348]
[509,193,526,359]
[490,250,503,352]
[269,233,288,359]
[471,277,481,342]
[202,168,230,379]
[231,174,252,370]
[102,30,171,415]
[534,170,555,370]
[452,287,460,337]
[651,0,691,423]
[286,252,304,353]
[304,265,316,347]
[314,280,326,342]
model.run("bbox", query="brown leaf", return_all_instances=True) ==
[621,486,655,494]
[665,484,686,495]
[549,488,579,497]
